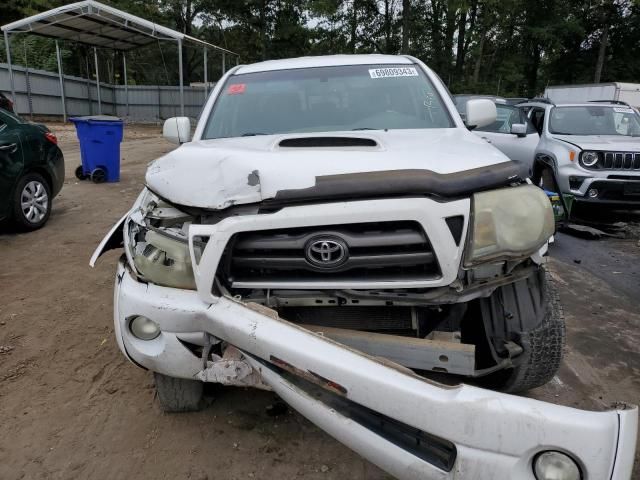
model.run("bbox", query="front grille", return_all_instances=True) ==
[595,152,640,170]
[219,221,440,287]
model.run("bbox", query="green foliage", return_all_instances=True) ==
[2,0,639,96]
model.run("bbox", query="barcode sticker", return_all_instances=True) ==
[614,107,633,113]
[369,67,419,79]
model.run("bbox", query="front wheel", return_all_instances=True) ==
[474,267,565,393]
[154,372,204,412]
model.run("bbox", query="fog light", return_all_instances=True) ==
[534,451,581,480]
[130,316,160,340]
[588,188,598,198]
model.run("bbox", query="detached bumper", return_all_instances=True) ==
[114,261,637,480]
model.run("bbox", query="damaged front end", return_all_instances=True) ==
[93,188,638,480]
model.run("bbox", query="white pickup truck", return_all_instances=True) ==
[91,55,637,480]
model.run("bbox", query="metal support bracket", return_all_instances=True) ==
[302,324,476,376]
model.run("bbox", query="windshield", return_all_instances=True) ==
[549,105,640,136]
[202,64,454,139]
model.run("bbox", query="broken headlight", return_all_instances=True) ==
[128,226,196,289]
[466,184,554,265]
[125,190,197,290]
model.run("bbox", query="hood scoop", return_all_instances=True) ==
[278,136,378,148]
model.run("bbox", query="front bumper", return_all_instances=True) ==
[572,179,640,207]
[114,260,637,480]
[558,162,640,205]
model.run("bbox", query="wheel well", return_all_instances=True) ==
[534,154,556,170]
[532,154,556,186]
[462,268,547,369]
[25,167,53,191]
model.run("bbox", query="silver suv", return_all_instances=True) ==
[519,99,640,206]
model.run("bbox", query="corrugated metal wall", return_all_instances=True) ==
[0,63,212,122]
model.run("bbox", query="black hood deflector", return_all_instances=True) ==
[270,161,528,205]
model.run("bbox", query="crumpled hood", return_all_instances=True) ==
[554,134,640,150]
[146,129,510,210]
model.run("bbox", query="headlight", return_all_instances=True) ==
[466,185,554,264]
[124,189,199,289]
[127,223,197,290]
[533,451,581,480]
[581,151,599,167]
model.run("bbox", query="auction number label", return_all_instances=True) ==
[369,67,419,79]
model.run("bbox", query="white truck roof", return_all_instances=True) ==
[544,83,640,107]
[235,54,413,74]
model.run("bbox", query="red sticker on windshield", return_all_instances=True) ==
[227,83,246,95]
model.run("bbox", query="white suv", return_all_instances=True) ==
[520,99,640,206]
[91,55,637,480]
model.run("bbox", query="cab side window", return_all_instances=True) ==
[475,104,519,133]
[531,108,546,135]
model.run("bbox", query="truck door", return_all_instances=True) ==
[473,104,539,171]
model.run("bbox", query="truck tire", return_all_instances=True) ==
[478,267,565,393]
[154,372,204,412]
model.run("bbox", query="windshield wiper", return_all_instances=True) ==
[241,132,267,136]
[352,127,380,131]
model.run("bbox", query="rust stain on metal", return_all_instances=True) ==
[269,355,348,396]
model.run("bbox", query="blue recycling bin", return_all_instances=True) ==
[70,115,124,183]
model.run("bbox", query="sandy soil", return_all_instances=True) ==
[0,124,638,479]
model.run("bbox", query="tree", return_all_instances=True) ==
[2,0,639,97]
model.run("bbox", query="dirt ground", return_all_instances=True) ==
[1,123,638,479]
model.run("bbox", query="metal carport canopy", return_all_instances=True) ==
[1,0,239,118]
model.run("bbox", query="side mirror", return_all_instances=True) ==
[163,117,191,144]
[465,99,497,129]
[511,123,527,137]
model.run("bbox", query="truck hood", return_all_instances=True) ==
[554,134,640,150]
[146,129,512,210]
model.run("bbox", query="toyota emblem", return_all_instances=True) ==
[305,236,348,268]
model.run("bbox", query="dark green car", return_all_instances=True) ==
[0,108,64,230]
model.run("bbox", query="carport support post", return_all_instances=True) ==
[178,39,184,117]
[55,41,67,122]
[3,31,16,108]
[122,51,129,117]
[203,48,208,100]
[94,47,102,114]
[222,52,226,75]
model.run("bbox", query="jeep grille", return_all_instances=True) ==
[583,151,640,170]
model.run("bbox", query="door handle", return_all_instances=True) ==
[0,143,17,153]
[481,137,492,144]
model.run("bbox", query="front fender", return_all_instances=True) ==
[89,212,127,267]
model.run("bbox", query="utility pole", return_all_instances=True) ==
[594,23,609,83]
